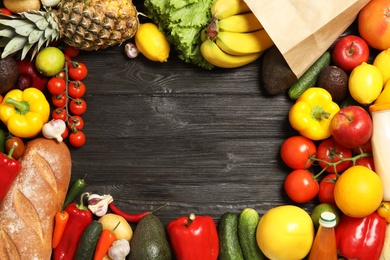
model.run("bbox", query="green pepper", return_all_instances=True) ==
[62,175,86,210]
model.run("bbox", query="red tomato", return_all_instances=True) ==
[280,135,316,169]
[61,127,69,139]
[356,156,376,171]
[67,115,84,131]
[52,94,67,108]
[64,45,80,58]
[68,81,86,98]
[5,137,25,160]
[284,169,319,203]
[55,70,67,80]
[68,62,88,81]
[318,173,337,204]
[52,107,68,121]
[354,140,372,154]
[47,77,66,95]
[69,98,87,115]
[69,131,86,147]
[316,138,352,173]
[0,8,12,16]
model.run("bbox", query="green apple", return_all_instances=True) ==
[311,203,340,230]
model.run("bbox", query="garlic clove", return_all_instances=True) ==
[124,43,140,59]
[87,194,113,217]
[41,0,61,7]
[42,119,66,142]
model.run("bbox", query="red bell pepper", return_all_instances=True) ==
[167,213,219,260]
[0,145,21,201]
[53,192,93,260]
[335,212,386,260]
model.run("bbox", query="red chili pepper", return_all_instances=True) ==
[109,202,168,223]
[93,222,120,260]
[53,192,93,260]
[52,211,69,249]
[336,211,387,260]
[167,213,219,260]
[0,145,22,201]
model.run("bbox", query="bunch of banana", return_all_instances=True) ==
[200,0,274,69]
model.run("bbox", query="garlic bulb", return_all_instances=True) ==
[87,194,113,217]
[124,43,140,59]
[108,239,130,260]
[42,119,66,142]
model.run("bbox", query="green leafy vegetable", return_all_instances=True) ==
[144,0,215,69]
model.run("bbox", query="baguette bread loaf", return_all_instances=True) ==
[0,138,72,260]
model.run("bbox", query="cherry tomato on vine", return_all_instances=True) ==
[280,135,316,169]
[318,173,337,204]
[55,70,67,80]
[64,45,80,58]
[316,138,352,173]
[68,62,88,81]
[284,169,319,203]
[356,156,376,171]
[0,8,12,16]
[354,140,372,154]
[69,98,87,115]
[67,115,84,131]
[47,77,66,95]
[68,81,86,98]
[52,94,67,108]
[5,136,25,160]
[61,127,69,139]
[52,107,68,121]
[69,130,86,147]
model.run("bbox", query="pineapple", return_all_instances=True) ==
[0,0,139,59]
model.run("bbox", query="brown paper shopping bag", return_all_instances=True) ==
[244,0,370,78]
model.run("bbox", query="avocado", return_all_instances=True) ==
[317,66,348,103]
[129,214,171,260]
[0,54,18,95]
[261,45,297,95]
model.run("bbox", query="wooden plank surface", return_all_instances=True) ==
[70,46,316,226]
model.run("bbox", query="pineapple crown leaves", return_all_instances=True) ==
[0,9,60,60]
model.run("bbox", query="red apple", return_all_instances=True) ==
[332,35,370,72]
[330,106,373,149]
[16,59,48,91]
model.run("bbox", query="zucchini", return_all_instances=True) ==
[74,220,103,260]
[218,212,244,260]
[238,208,264,260]
[288,51,331,100]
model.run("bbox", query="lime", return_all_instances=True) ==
[349,62,383,105]
[35,47,65,77]
[310,203,340,230]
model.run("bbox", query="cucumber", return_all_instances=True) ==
[238,208,264,260]
[218,212,244,260]
[288,51,331,100]
[74,220,103,260]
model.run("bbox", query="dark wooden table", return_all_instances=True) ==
[70,42,316,227]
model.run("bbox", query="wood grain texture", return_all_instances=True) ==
[69,46,316,226]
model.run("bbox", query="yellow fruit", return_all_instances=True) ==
[373,48,390,84]
[334,165,383,218]
[135,23,170,63]
[256,205,314,260]
[374,80,390,104]
[35,47,65,77]
[349,62,384,104]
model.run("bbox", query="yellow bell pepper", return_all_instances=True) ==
[0,88,50,138]
[289,87,340,141]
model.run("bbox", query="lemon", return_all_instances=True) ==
[135,23,170,62]
[374,80,390,104]
[256,205,314,260]
[349,62,383,104]
[373,48,390,85]
[334,165,383,218]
